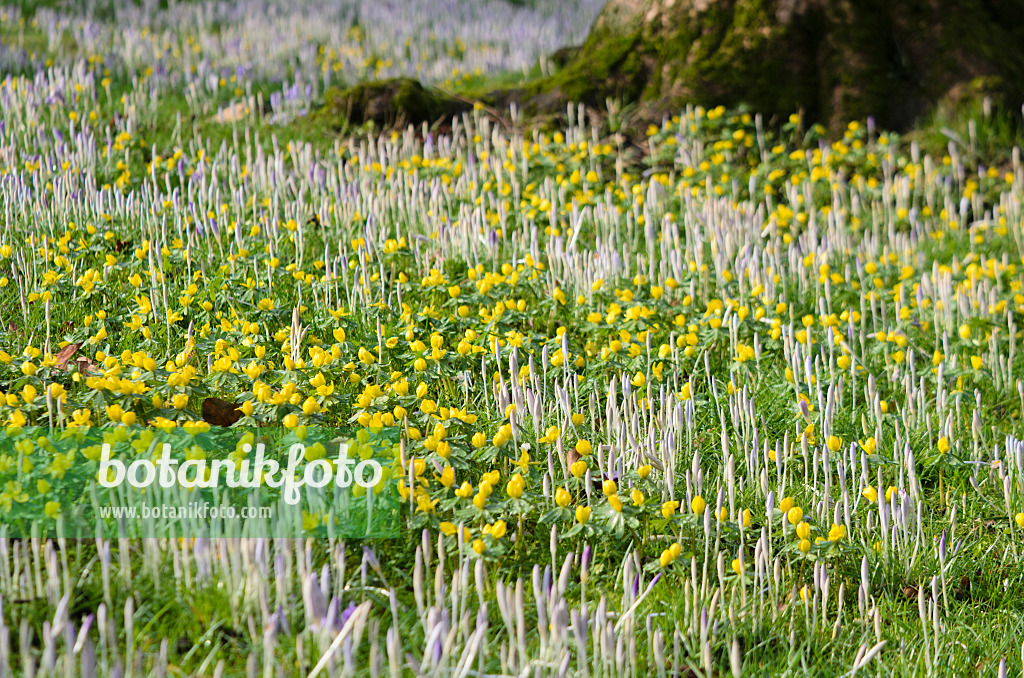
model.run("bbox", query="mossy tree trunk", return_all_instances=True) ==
[533,0,1024,130]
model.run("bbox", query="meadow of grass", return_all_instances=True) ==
[1,1,1024,676]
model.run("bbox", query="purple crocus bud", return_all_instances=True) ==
[73,614,94,653]
[340,602,358,628]
[581,545,592,577]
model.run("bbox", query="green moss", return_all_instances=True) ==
[515,0,1024,132]
[316,78,470,128]
[528,28,645,108]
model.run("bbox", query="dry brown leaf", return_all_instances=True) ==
[202,397,243,427]
[54,342,82,369]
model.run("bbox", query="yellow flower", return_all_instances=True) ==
[575,439,592,456]
[439,522,458,536]
[575,505,591,524]
[472,539,486,554]
[691,495,706,514]
[44,501,61,519]
[570,459,588,478]
[938,436,949,453]
[798,539,811,553]
[415,494,438,514]
[796,521,811,540]
[555,487,572,508]
[779,496,794,513]
[787,507,803,525]
[863,485,878,502]
[506,473,525,499]
[662,500,680,518]
[439,466,455,488]
[828,523,846,541]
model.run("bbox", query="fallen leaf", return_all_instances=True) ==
[202,397,243,426]
[213,101,249,124]
[75,356,98,374]
[565,447,580,468]
[54,342,82,369]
